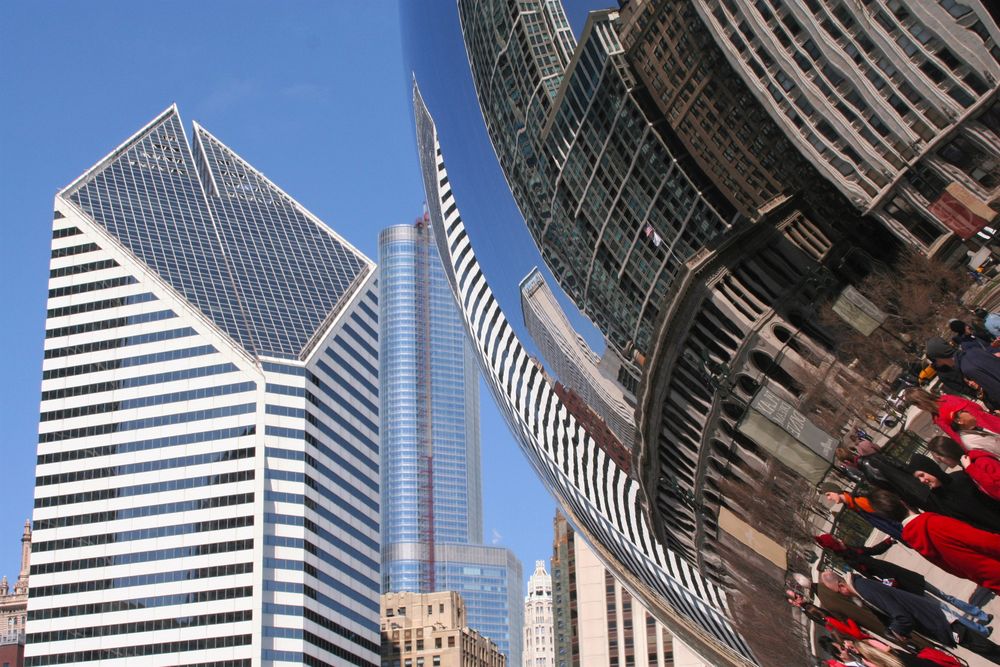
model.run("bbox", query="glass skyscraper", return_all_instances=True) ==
[379,223,523,666]
[29,106,381,667]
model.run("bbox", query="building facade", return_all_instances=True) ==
[380,591,506,667]
[460,1,741,365]
[0,521,30,667]
[551,513,705,667]
[379,223,523,666]
[685,0,1000,250]
[28,106,381,667]
[523,561,554,667]
[520,268,636,448]
[413,82,756,666]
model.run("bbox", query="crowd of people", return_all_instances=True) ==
[788,310,1000,667]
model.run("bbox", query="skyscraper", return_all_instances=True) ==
[29,106,381,667]
[413,82,756,666]
[379,223,523,666]
[520,268,635,448]
[550,513,705,667]
[523,561,554,667]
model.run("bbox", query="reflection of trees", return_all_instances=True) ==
[800,250,966,435]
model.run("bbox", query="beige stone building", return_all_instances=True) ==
[0,521,30,666]
[381,591,506,667]
[552,513,707,667]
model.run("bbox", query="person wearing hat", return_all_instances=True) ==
[907,453,1000,533]
[926,336,1000,410]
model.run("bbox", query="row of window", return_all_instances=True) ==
[50,242,100,259]
[41,362,238,402]
[266,382,304,397]
[51,226,81,239]
[42,343,215,380]
[32,538,253,575]
[266,451,378,514]
[37,446,254,486]
[49,258,118,279]
[38,424,252,464]
[266,403,306,419]
[28,586,252,621]
[40,381,255,422]
[34,469,254,508]
[43,325,196,360]
[45,308,176,339]
[27,609,252,644]
[48,274,136,299]
[46,291,157,319]
[34,515,252,553]
[24,633,252,666]
[30,562,253,598]
[38,402,256,443]
[34,492,253,531]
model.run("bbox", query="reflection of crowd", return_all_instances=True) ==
[791,316,1000,666]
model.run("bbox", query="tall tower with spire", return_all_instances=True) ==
[379,221,523,665]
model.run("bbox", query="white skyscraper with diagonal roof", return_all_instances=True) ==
[28,105,380,667]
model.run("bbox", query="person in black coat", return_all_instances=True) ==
[814,533,991,627]
[908,454,1000,533]
[820,570,1000,660]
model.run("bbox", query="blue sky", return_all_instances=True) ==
[0,1,607,591]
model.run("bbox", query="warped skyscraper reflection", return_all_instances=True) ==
[412,84,757,666]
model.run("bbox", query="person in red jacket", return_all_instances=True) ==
[905,388,1000,446]
[928,435,1000,501]
[869,489,1000,592]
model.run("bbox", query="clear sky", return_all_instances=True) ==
[0,1,608,593]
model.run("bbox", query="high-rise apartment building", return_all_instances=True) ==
[460,2,740,364]
[413,82,756,666]
[380,591,506,667]
[0,521,30,667]
[551,513,705,667]
[28,106,380,667]
[620,0,1000,251]
[379,223,522,666]
[520,268,635,448]
[523,561,554,667]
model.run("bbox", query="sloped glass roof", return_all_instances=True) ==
[62,107,369,360]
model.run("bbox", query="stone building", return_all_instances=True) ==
[550,513,705,667]
[0,521,30,667]
[381,591,506,667]
[524,561,555,667]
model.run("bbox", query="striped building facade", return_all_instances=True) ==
[28,107,380,667]
[412,85,757,667]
